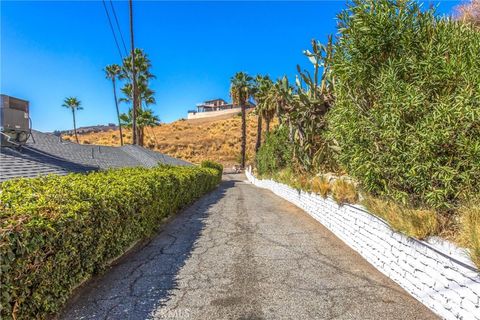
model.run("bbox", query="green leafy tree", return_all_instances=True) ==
[230,72,254,168]
[104,64,124,146]
[62,97,83,143]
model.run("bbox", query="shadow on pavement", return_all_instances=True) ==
[59,177,239,320]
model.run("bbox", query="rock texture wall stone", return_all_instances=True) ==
[246,169,480,319]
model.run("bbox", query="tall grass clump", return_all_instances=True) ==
[311,176,331,198]
[332,179,359,205]
[363,196,439,239]
[327,0,480,210]
[458,203,480,267]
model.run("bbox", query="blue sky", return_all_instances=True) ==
[1,1,460,132]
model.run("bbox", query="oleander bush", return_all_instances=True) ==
[327,0,480,209]
[0,164,221,319]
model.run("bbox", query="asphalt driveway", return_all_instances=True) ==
[60,174,437,320]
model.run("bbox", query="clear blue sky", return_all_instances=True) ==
[1,1,460,132]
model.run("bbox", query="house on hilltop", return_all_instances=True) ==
[188,98,255,120]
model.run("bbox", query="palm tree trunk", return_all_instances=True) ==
[137,99,144,146]
[139,127,144,146]
[112,79,124,146]
[72,109,79,143]
[266,118,270,135]
[255,114,262,152]
[241,103,246,168]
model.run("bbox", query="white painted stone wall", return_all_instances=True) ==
[245,168,480,320]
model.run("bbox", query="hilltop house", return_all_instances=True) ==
[187,98,255,120]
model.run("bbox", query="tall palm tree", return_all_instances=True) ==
[120,107,160,147]
[267,77,292,130]
[253,75,273,152]
[120,48,156,146]
[62,97,83,143]
[120,81,156,146]
[230,72,253,169]
[104,64,124,146]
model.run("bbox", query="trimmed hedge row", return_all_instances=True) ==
[0,164,222,319]
[200,160,224,174]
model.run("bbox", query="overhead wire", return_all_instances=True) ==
[101,0,124,61]
[109,0,129,57]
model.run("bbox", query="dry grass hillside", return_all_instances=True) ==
[63,111,271,167]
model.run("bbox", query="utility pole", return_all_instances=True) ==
[129,0,138,145]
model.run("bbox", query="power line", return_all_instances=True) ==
[102,0,123,61]
[109,0,129,57]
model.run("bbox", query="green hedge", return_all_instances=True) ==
[200,160,224,174]
[255,127,292,176]
[327,0,480,209]
[0,164,222,319]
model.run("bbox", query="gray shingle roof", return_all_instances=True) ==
[0,130,191,182]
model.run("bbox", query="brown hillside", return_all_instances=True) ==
[63,111,272,167]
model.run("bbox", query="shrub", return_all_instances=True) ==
[458,203,480,268]
[200,160,223,176]
[327,0,480,209]
[0,165,221,319]
[256,127,292,176]
[363,196,439,240]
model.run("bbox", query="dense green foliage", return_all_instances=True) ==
[200,160,224,175]
[252,0,480,265]
[256,127,293,176]
[327,0,480,209]
[0,164,221,319]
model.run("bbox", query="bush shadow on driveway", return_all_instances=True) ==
[59,176,239,320]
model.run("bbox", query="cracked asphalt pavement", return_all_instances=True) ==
[60,174,437,320]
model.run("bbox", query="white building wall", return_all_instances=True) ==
[187,107,241,120]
